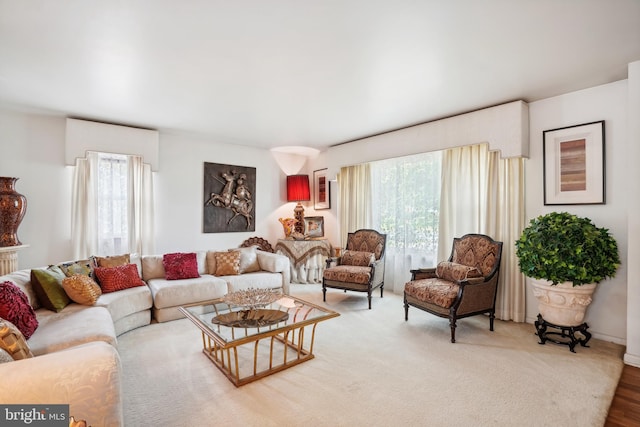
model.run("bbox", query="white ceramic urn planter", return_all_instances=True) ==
[530,279,597,326]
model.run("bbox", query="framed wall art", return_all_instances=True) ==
[203,162,256,232]
[313,168,330,210]
[543,120,605,205]
[304,216,324,238]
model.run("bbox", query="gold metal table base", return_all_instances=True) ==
[200,323,319,387]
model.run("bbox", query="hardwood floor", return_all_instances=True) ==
[605,364,640,426]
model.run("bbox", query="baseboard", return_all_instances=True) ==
[624,353,640,368]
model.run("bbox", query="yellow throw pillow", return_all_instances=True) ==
[214,251,241,276]
[0,318,33,360]
[62,275,102,305]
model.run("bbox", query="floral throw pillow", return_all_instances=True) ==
[341,250,376,267]
[94,264,146,293]
[58,259,94,277]
[0,281,38,339]
[436,261,482,282]
[162,252,200,280]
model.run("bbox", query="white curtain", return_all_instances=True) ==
[337,164,372,247]
[128,155,155,255]
[72,152,155,259]
[438,143,525,322]
[71,153,99,259]
[371,152,442,293]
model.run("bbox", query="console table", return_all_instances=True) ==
[275,239,331,284]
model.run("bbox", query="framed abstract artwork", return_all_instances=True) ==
[543,121,605,205]
[304,216,324,238]
[313,169,330,210]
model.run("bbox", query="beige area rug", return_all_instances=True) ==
[119,285,624,427]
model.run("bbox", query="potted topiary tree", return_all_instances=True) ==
[515,212,620,326]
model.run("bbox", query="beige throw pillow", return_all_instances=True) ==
[214,251,241,276]
[230,246,261,273]
[92,254,130,268]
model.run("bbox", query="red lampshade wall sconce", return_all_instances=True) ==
[286,174,310,234]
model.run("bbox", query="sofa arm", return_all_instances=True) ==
[257,251,291,294]
[0,341,123,426]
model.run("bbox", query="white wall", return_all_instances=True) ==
[154,132,296,253]
[625,60,640,366]
[527,80,628,345]
[311,80,631,345]
[0,110,73,268]
[0,110,300,269]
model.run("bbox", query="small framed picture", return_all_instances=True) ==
[543,120,605,205]
[304,216,324,238]
[313,169,331,210]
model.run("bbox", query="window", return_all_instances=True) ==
[96,153,129,255]
[72,151,154,259]
[371,151,442,290]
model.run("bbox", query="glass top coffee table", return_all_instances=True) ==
[179,294,339,387]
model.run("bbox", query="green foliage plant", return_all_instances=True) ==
[515,212,620,286]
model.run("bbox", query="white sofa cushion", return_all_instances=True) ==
[28,305,117,356]
[226,271,285,293]
[95,285,152,323]
[147,275,227,309]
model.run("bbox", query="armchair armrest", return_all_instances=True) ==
[410,267,437,280]
[325,256,340,268]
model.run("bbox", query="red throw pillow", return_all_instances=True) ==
[0,281,39,339]
[94,264,146,293]
[162,252,200,280]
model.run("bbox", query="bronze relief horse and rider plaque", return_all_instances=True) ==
[203,162,256,233]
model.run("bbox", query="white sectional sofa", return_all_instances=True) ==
[0,246,290,426]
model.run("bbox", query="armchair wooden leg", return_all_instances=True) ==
[403,295,409,321]
[380,283,384,298]
[449,313,457,343]
[322,284,327,302]
[490,311,495,331]
[367,291,372,309]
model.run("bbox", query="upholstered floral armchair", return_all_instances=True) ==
[322,229,387,309]
[404,233,503,342]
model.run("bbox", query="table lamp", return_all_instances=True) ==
[286,175,310,234]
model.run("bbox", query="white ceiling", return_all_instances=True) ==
[1,1,639,152]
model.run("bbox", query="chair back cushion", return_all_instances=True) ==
[451,234,502,277]
[345,230,386,261]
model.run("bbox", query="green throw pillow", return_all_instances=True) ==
[30,266,71,312]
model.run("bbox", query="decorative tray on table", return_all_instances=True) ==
[212,288,288,327]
